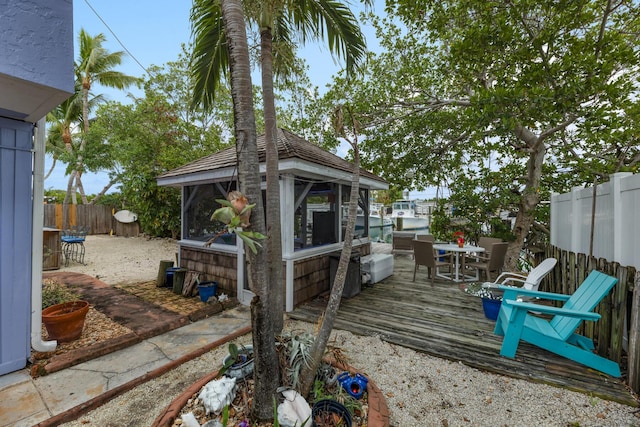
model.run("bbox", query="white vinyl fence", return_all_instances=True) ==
[551,172,640,271]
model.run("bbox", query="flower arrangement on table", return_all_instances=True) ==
[452,231,465,247]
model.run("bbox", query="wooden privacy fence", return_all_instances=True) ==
[43,204,139,237]
[539,245,639,394]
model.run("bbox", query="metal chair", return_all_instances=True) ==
[61,226,89,266]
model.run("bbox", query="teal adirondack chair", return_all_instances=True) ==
[494,270,621,377]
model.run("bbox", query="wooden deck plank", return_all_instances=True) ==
[290,254,639,407]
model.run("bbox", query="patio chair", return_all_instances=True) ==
[392,231,416,257]
[415,234,435,242]
[494,270,621,377]
[412,239,452,285]
[476,236,503,258]
[487,257,557,292]
[463,242,508,282]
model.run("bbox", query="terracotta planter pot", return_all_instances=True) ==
[42,300,90,342]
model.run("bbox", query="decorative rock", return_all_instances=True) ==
[277,389,312,427]
[198,376,237,415]
[179,412,201,427]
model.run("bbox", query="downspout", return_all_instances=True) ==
[31,117,57,352]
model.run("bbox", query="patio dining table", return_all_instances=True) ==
[433,243,485,282]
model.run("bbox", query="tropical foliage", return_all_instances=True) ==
[305,1,640,269]
[88,51,233,237]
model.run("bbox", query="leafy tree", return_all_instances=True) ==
[89,52,232,237]
[311,1,640,269]
[430,200,450,242]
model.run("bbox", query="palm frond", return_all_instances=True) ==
[190,0,230,111]
[287,0,367,77]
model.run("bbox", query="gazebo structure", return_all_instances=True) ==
[157,128,388,311]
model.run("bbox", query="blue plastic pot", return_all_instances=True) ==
[165,267,181,287]
[198,281,218,302]
[482,298,501,320]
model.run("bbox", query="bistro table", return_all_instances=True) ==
[432,243,485,282]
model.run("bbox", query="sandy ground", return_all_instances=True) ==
[58,235,179,285]
[57,235,640,426]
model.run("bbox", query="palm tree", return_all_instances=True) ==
[68,29,138,204]
[191,0,370,417]
[46,83,83,182]
[46,82,104,200]
[192,0,370,332]
[204,0,278,421]
[297,104,363,398]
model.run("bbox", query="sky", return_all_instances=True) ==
[46,0,438,200]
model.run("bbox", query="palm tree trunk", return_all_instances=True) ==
[75,172,89,204]
[298,108,361,398]
[44,157,57,180]
[261,28,284,334]
[220,0,279,421]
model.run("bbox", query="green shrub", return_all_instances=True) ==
[42,281,79,309]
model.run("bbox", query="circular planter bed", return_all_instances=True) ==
[153,356,389,427]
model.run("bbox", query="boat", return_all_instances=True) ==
[343,203,393,242]
[389,199,430,232]
[367,203,393,242]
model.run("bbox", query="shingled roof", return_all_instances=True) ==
[157,128,387,186]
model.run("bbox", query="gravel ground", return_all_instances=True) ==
[58,236,640,426]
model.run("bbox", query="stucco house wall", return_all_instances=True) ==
[0,0,74,375]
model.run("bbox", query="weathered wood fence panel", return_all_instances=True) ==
[43,204,139,237]
[543,245,638,393]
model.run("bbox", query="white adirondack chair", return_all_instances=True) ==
[485,257,557,292]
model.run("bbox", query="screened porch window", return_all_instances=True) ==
[293,179,369,251]
[293,180,337,250]
[341,187,370,239]
[184,183,237,245]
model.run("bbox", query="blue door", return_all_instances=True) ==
[0,117,34,375]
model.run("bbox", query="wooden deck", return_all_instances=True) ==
[289,252,639,407]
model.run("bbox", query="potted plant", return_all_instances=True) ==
[463,283,503,320]
[221,343,254,379]
[311,398,352,427]
[41,280,89,342]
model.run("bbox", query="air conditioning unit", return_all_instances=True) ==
[360,254,394,284]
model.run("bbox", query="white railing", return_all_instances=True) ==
[551,172,640,270]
